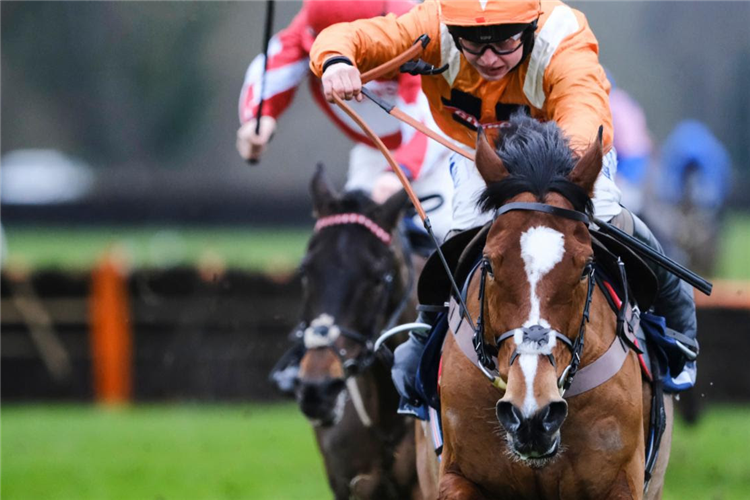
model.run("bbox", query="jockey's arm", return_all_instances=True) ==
[311,2,440,103]
[237,11,310,162]
[539,19,614,155]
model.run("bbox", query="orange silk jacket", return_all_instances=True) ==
[310,0,613,153]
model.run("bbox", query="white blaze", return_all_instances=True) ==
[520,226,565,326]
[519,354,539,417]
[515,225,566,416]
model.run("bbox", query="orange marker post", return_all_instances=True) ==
[88,248,132,405]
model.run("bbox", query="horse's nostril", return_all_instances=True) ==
[496,400,523,433]
[540,400,568,434]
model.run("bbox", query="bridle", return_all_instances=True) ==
[294,213,415,429]
[297,213,415,378]
[467,201,596,396]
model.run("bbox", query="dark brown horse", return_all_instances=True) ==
[294,165,423,500]
[424,115,672,499]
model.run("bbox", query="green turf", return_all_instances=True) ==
[716,212,750,280]
[664,406,750,500]
[1,404,329,500]
[4,226,312,272]
[3,403,750,500]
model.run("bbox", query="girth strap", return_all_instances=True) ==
[564,322,637,398]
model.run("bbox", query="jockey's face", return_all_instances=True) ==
[462,41,524,81]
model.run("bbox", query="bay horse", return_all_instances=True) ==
[294,165,423,500]
[427,115,672,499]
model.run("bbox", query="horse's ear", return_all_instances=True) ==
[310,163,338,217]
[374,189,410,232]
[475,127,509,184]
[569,126,604,196]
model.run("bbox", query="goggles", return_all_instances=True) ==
[458,31,524,56]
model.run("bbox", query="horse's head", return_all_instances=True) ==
[295,164,409,426]
[472,115,602,465]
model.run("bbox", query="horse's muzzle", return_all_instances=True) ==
[296,377,347,426]
[496,400,568,464]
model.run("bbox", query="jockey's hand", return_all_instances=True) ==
[322,62,363,103]
[236,116,277,164]
[371,171,405,204]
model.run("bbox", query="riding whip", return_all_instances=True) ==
[593,217,713,296]
[250,0,275,165]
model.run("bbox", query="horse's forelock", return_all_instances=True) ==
[478,113,592,215]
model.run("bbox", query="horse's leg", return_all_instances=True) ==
[389,417,423,500]
[415,420,439,500]
[438,471,488,500]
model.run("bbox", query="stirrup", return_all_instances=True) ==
[374,322,432,353]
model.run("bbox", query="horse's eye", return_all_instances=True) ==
[581,260,594,280]
[482,257,494,279]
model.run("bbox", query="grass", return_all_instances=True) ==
[3,226,312,273]
[3,211,750,278]
[666,406,750,500]
[2,403,750,500]
[1,404,330,500]
[716,212,750,280]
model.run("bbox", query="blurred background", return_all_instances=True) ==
[2,1,749,499]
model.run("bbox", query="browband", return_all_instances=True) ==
[495,202,590,224]
[314,213,392,245]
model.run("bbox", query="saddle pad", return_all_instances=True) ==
[416,310,450,411]
[417,225,485,305]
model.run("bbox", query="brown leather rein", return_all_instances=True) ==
[328,35,480,338]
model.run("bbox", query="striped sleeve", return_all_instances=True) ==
[238,12,311,124]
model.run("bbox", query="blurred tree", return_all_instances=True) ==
[1,2,221,168]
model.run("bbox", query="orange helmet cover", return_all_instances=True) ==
[439,0,541,26]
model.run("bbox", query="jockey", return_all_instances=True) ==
[311,0,698,407]
[237,0,453,238]
[238,0,455,393]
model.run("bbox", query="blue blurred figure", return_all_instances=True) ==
[646,120,731,275]
[658,120,731,212]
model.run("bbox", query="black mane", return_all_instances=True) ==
[478,113,593,215]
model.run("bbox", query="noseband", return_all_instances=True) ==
[470,201,594,395]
